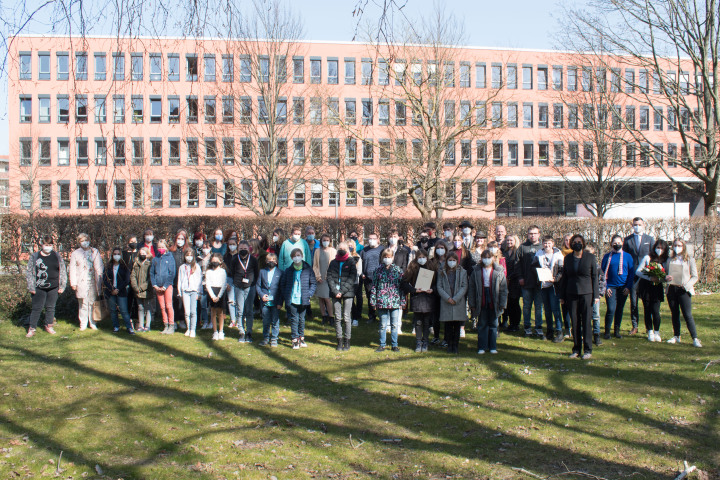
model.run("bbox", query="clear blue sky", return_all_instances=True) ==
[0,0,566,155]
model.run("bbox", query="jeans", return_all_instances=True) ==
[333,297,353,339]
[182,291,199,331]
[363,279,377,322]
[522,286,543,329]
[287,303,308,339]
[540,287,562,332]
[568,293,593,355]
[107,295,132,330]
[262,305,280,342]
[199,289,209,326]
[629,281,639,328]
[351,283,363,320]
[138,297,155,329]
[592,301,600,334]
[604,287,628,332]
[413,311,432,342]
[77,286,97,328]
[667,286,698,339]
[226,279,236,324]
[234,286,255,335]
[156,286,174,325]
[27,288,58,329]
[445,321,463,352]
[642,298,662,332]
[378,308,401,347]
[477,307,498,351]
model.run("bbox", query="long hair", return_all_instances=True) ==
[182,246,198,273]
[649,239,669,264]
[403,248,435,283]
[506,235,520,256]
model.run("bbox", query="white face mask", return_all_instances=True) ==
[292,256,303,264]
[489,247,498,254]
[368,239,378,247]
[482,257,493,266]
[80,241,90,249]
[202,248,212,255]
[145,235,154,243]
[417,257,427,266]
[42,245,53,253]
[444,230,453,238]
[185,256,194,263]
[272,235,279,242]
[113,254,122,262]
[633,225,643,234]
[435,248,446,256]
[674,246,683,255]
[195,239,203,247]
[322,240,330,248]
[292,234,301,242]
[176,239,185,247]
[462,227,472,235]
[383,257,394,266]
[389,237,398,246]
[447,260,457,268]
[454,241,462,249]
[655,248,664,256]
[228,244,237,252]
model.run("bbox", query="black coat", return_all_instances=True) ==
[327,257,358,298]
[622,233,655,267]
[558,252,599,301]
[229,254,259,289]
[504,249,522,298]
[102,263,131,297]
[401,268,438,313]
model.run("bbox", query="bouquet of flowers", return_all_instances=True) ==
[642,262,666,281]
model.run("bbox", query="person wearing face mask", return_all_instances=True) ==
[327,242,358,351]
[224,237,239,329]
[436,252,469,354]
[532,236,565,343]
[278,226,312,272]
[347,241,363,327]
[103,247,134,334]
[268,228,285,255]
[385,228,411,271]
[558,234,599,360]
[349,230,364,253]
[229,239,260,343]
[429,240,449,346]
[123,235,140,321]
[636,239,670,342]
[304,226,319,259]
[503,235,523,332]
[25,235,67,338]
[622,217,655,335]
[256,253,283,347]
[131,247,155,332]
[170,229,189,330]
[205,253,228,340]
[401,249,437,352]
[69,233,104,331]
[141,229,158,258]
[442,223,455,243]
[193,231,207,259]
[518,225,544,338]
[313,234,337,326]
[177,247,203,338]
[601,234,635,339]
[360,233,383,323]
[469,250,508,354]
[469,232,488,267]
[150,239,177,334]
[198,243,214,329]
[211,228,227,256]
[664,240,701,347]
[278,248,317,349]
[370,249,406,352]
[458,221,475,249]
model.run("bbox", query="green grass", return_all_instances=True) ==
[0,296,718,480]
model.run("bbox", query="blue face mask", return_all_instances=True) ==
[215,234,223,242]
[306,234,315,242]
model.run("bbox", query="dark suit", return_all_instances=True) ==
[623,232,655,328]
[559,252,599,355]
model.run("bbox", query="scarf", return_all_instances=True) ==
[335,252,350,262]
[604,249,624,280]
[293,262,303,271]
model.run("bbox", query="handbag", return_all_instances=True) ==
[92,298,110,322]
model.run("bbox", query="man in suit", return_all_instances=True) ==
[622,217,655,335]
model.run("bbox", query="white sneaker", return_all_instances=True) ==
[648,331,656,342]
[218,331,225,340]
[352,320,359,327]
[667,336,680,344]
[189,330,196,338]
[460,326,466,338]
[489,349,498,354]
[477,349,485,355]
[693,338,702,348]
[185,329,191,337]
[212,331,219,340]
[654,331,661,342]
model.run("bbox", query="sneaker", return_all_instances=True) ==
[477,349,486,355]
[202,323,212,330]
[212,331,219,340]
[667,336,680,344]
[460,326,466,338]
[693,338,702,348]
[375,346,385,352]
[582,353,592,360]
[44,325,57,335]
[228,321,237,329]
[299,339,308,348]
[128,328,136,335]
[490,349,498,354]
[112,327,120,333]
[26,327,36,338]
[258,339,269,346]
[292,341,300,350]
[569,352,579,358]
[245,334,253,343]
[185,329,191,337]
[79,326,87,331]
[654,331,661,342]
[524,328,533,337]
[430,338,440,345]
[439,340,448,348]
[189,330,196,338]
[352,320,359,327]
[218,331,225,340]
[648,331,656,342]
[552,332,564,343]
[270,341,278,348]
[391,346,400,352]
[237,333,245,343]
[535,328,545,339]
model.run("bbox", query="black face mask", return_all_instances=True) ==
[239,249,250,258]
[612,244,622,251]
[267,261,277,269]
[572,243,584,252]
[138,255,147,261]
[337,249,347,257]
[128,242,137,250]
[210,262,220,269]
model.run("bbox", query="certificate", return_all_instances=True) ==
[536,267,553,283]
[668,263,686,286]
[415,268,434,291]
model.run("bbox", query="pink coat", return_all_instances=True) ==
[68,247,104,299]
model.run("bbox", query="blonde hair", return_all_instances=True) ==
[506,235,521,254]
[77,233,90,243]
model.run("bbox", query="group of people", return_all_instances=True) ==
[24,217,702,359]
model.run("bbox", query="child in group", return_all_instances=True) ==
[436,252,468,354]
[150,239,177,334]
[131,247,155,331]
[278,249,317,349]
[401,249,437,353]
[256,253,282,347]
[205,253,228,340]
[178,247,203,337]
[468,249,508,354]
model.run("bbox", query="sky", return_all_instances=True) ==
[0,0,566,155]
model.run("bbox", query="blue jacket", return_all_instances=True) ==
[256,267,282,306]
[278,262,317,307]
[601,251,635,290]
[150,252,177,288]
[360,245,383,278]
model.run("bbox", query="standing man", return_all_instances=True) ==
[622,217,654,335]
[387,228,411,271]
[360,232,383,323]
[495,225,507,253]
[459,221,474,249]
[518,225,544,338]
[442,223,455,243]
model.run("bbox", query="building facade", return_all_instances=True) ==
[7,36,703,218]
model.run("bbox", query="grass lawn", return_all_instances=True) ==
[0,295,718,480]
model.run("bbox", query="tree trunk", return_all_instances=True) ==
[700,188,718,283]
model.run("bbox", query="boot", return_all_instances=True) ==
[336,338,343,351]
[603,323,611,340]
[552,331,564,343]
[614,325,622,339]
[593,333,602,346]
[421,340,428,352]
[415,340,423,353]
[161,323,169,334]
[344,338,351,351]
[167,323,175,334]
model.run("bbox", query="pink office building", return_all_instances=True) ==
[7,36,702,218]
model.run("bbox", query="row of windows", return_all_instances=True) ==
[18,93,693,132]
[17,50,706,94]
[17,136,695,169]
[19,178,489,210]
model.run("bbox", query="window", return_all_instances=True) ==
[132,181,144,208]
[76,52,87,80]
[39,95,51,123]
[20,182,32,210]
[362,139,373,165]
[507,102,517,128]
[461,140,471,165]
[113,95,125,123]
[582,104,594,129]
[114,181,126,209]
[184,138,197,165]
[595,68,606,92]
[293,56,304,83]
[538,142,549,166]
[567,67,577,91]
[225,138,237,164]
[203,96,216,123]
[311,138,323,165]
[654,108,663,131]
[523,103,533,128]
[345,98,356,124]
[379,139,391,165]
[241,180,253,206]
[168,96,180,123]
[611,68,621,92]
[625,144,635,166]
[57,139,70,166]
[38,52,50,80]
[168,54,179,81]
[204,138,217,165]
[310,57,321,84]
[639,106,650,130]
[204,54,215,81]
[360,98,373,125]
[538,104,548,128]
[379,100,389,125]
[327,98,339,125]
[150,53,161,81]
[113,138,126,165]
[293,139,305,165]
[523,142,534,167]
[329,181,339,207]
[476,63,486,88]
[19,52,32,80]
[94,95,106,123]
[581,67,592,91]
[169,181,181,208]
[205,180,217,207]
[96,53,107,80]
[187,96,198,123]
[411,61,422,85]
[444,100,455,126]
[19,96,31,122]
[19,138,32,166]
[131,95,143,123]
[491,64,502,88]
[222,96,234,123]
[95,181,108,209]
[476,140,487,166]
[379,59,389,85]
[310,97,322,124]
[310,181,323,207]
[150,97,162,123]
[95,138,107,165]
[327,58,338,84]
[552,66,563,90]
[57,52,69,80]
[240,96,252,124]
[477,180,488,205]
[186,55,198,81]
[275,55,287,83]
[553,104,563,128]
[667,144,678,167]
[639,69,648,93]
[362,179,374,207]
[345,138,357,165]
[522,65,533,89]
[132,138,144,165]
[294,182,306,206]
[537,66,548,90]
[257,98,269,124]
[625,69,635,93]
[150,181,163,208]
[223,181,235,207]
[379,180,392,206]
[344,58,355,84]
[395,100,406,126]
[460,62,470,87]
[361,59,373,85]
[553,142,564,166]
[328,139,340,165]
[39,138,51,166]
[77,181,89,209]
[461,180,472,205]
[58,181,70,209]
[57,95,69,123]
[113,52,125,81]
[131,53,143,81]
[568,104,578,129]
[151,138,162,165]
[625,106,635,129]
[507,64,517,89]
[444,142,455,166]
[583,142,594,165]
[222,54,233,82]
[259,56,270,83]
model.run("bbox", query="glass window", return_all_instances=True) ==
[131,96,143,123]
[94,53,106,81]
[151,139,162,165]
[538,104,548,128]
[310,58,321,84]
[240,97,252,124]
[95,181,108,209]
[168,96,180,123]
[293,57,304,83]
[39,95,51,123]
[95,138,107,165]
[552,66,563,90]
[523,142,534,166]
[362,180,374,207]
[310,138,322,165]
[168,54,179,81]
[294,182,306,207]
[345,138,357,165]
[187,138,199,165]
[275,55,286,83]
[507,65,517,89]
[113,95,125,123]
[132,181,144,208]
[225,138,236,164]
[378,60,389,85]
[19,52,32,80]
[476,140,487,166]
[223,181,235,207]
[361,99,372,125]
[113,52,125,81]
[187,181,199,207]
[19,138,32,166]
[150,53,162,80]
[345,99,355,125]
[113,138,126,165]
[57,139,70,166]
[57,95,70,123]
[460,63,470,87]
[310,97,322,124]
[553,104,563,128]
[169,139,181,165]
[204,55,215,81]
[132,139,144,165]
[568,67,577,91]
[293,139,305,165]
[58,182,70,209]
[76,52,87,80]
[204,96,216,123]
[19,96,31,123]
[361,59,373,85]
[150,97,162,123]
[220,96,233,124]
[94,96,106,123]
[113,181,126,209]
[259,56,270,82]
[77,181,89,209]
[379,100,389,126]
[327,59,338,84]
[537,66,548,90]
[344,58,355,84]
[186,55,198,81]
[222,54,233,82]
[38,52,50,80]
[151,181,163,208]
[522,65,533,89]
[523,103,533,128]
[362,139,373,165]
[276,98,287,124]
[39,138,51,166]
[395,100,406,126]
[57,52,69,80]
[206,180,217,207]
[187,96,198,123]
[169,181,181,208]
[131,53,143,81]
[76,95,88,123]
[204,138,216,165]
[329,139,340,165]
[476,63,486,88]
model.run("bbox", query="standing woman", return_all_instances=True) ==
[25,235,66,337]
[468,249,508,354]
[327,242,358,351]
[123,235,140,321]
[205,253,228,340]
[451,234,471,272]
[436,251,468,354]
[664,239,702,347]
[224,236,239,329]
[150,239,177,334]
[170,230,188,330]
[487,241,507,274]
[69,233,104,330]
[636,239,669,342]
[370,248,406,352]
[193,231,207,258]
[503,235,522,332]
[178,247,203,337]
[211,228,227,256]
[558,234,599,359]
[430,240,449,345]
[348,241,363,327]
[103,247,134,334]
[268,228,285,255]
[198,242,213,329]
[141,229,158,258]
[313,233,336,325]
[130,247,155,331]
[600,234,635,339]
[278,248,317,349]
[401,249,437,353]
